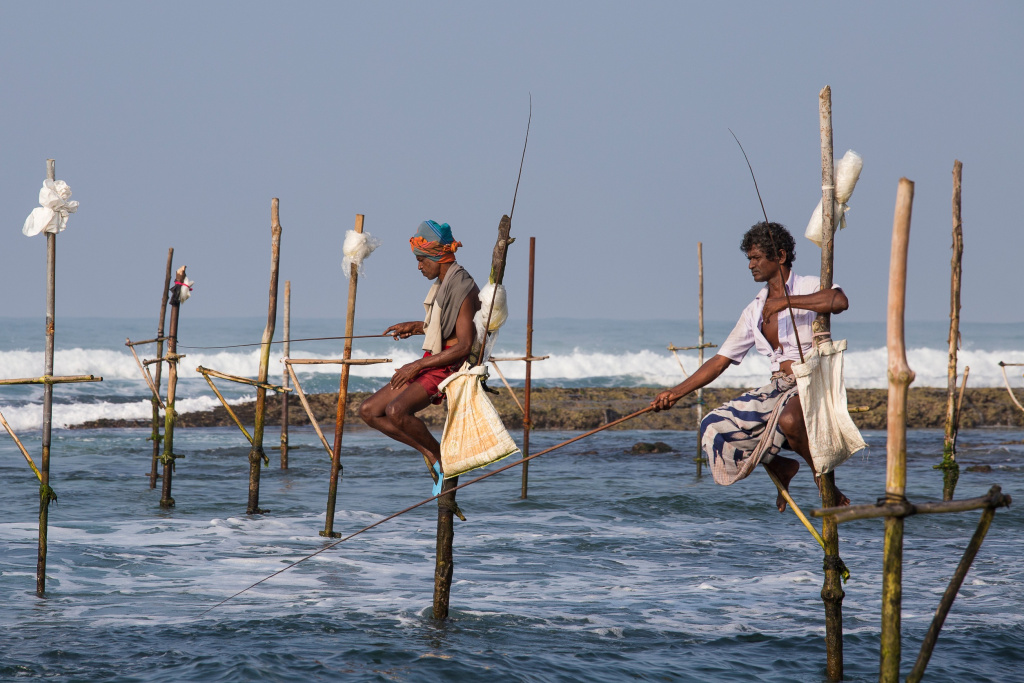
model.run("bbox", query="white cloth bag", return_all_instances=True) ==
[438,363,520,477]
[792,339,867,473]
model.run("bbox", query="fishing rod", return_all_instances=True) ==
[199,401,698,617]
[728,129,806,364]
[474,94,532,367]
[176,334,391,350]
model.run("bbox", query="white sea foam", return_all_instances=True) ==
[0,395,252,431]
[0,344,1021,429]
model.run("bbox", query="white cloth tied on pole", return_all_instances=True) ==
[804,150,863,246]
[472,283,508,363]
[792,339,867,474]
[341,230,382,276]
[438,363,520,477]
[23,179,78,236]
[177,276,195,304]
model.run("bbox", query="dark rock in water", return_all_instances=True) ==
[630,441,674,454]
[966,464,993,473]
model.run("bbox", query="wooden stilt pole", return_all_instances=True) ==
[520,237,535,499]
[434,214,513,619]
[160,266,186,509]
[36,158,57,596]
[695,242,706,475]
[247,199,282,514]
[150,248,173,488]
[880,177,916,683]
[280,280,291,469]
[814,85,845,680]
[322,214,364,537]
[941,160,964,501]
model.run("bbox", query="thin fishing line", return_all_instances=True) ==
[177,334,389,350]
[198,402,701,617]
[727,129,806,363]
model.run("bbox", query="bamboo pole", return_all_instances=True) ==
[280,280,290,468]
[0,375,100,386]
[941,160,964,501]
[160,266,186,509]
[322,214,364,537]
[907,488,1010,683]
[126,341,165,408]
[815,485,1009,524]
[35,158,58,596]
[0,409,43,481]
[196,367,286,392]
[201,373,253,444]
[814,85,845,681]
[285,364,334,458]
[696,242,706,474]
[150,248,173,487]
[490,361,525,415]
[286,358,387,366]
[521,236,536,499]
[951,366,969,455]
[434,213,513,619]
[247,199,282,515]
[880,177,916,683]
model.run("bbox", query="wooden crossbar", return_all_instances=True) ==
[285,358,391,366]
[0,375,102,386]
[813,487,1011,524]
[125,336,166,347]
[200,373,253,445]
[125,338,165,408]
[285,363,333,459]
[196,366,290,393]
[667,343,717,351]
[489,355,549,362]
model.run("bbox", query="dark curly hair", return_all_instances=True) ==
[740,221,795,268]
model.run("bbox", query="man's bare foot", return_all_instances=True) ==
[765,456,800,512]
[814,474,851,506]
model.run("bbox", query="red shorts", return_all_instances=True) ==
[412,350,468,405]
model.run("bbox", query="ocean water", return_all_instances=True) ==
[0,317,1022,431]
[1,425,1022,682]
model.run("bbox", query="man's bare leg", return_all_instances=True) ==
[359,383,441,476]
[778,396,850,507]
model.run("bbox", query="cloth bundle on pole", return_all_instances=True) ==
[472,283,508,363]
[792,339,867,473]
[22,179,78,236]
[438,363,520,477]
[805,150,863,246]
[341,229,382,276]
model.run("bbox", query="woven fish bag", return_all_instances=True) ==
[792,339,867,474]
[438,363,520,477]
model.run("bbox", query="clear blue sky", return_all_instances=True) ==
[1,2,1020,323]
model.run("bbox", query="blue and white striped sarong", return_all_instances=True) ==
[700,373,798,486]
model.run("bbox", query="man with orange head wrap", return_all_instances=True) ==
[359,221,480,496]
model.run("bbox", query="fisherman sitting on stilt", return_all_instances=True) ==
[359,220,480,496]
[651,221,851,510]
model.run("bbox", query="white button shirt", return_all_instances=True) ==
[718,272,834,372]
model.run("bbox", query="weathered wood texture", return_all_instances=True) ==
[816,85,843,681]
[160,265,187,509]
[521,237,535,499]
[150,248,174,488]
[281,280,290,468]
[942,160,964,501]
[247,199,282,514]
[322,214,364,538]
[37,159,57,596]
[880,178,916,683]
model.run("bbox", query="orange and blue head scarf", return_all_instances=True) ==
[410,220,462,263]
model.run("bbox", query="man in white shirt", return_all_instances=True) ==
[651,222,850,512]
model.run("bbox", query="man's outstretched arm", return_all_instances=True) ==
[650,354,733,411]
[384,321,425,339]
[761,287,848,323]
